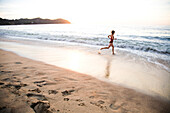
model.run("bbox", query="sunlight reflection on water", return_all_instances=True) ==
[0,41,170,100]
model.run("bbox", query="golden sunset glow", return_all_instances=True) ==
[0,0,170,25]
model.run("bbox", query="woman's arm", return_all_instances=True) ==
[108,35,111,39]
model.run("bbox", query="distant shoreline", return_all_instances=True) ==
[0,17,71,25]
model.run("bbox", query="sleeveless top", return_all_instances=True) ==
[109,36,114,43]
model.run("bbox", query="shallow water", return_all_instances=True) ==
[0,40,169,100]
[0,24,170,72]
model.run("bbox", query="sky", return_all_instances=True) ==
[0,0,170,25]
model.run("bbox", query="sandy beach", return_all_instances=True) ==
[0,49,170,113]
[1,0,170,112]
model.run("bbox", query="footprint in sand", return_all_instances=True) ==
[34,80,46,84]
[48,90,58,95]
[75,99,83,102]
[109,100,126,110]
[23,76,30,79]
[33,80,46,87]
[29,88,41,93]
[23,67,35,69]
[1,78,10,81]
[89,96,95,99]
[34,80,56,87]
[15,62,22,64]
[63,77,78,81]
[61,89,75,96]
[26,93,47,101]
[90,100,107,109]
[0,71,12,74]
[0,82,4,85]
[64,98,69,101]
[30,101,51,113]
[98,100,105,104]
[78,103,85,106]
[2,83,27,90]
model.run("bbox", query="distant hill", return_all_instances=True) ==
[0,17,71,25]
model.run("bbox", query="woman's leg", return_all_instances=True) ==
[112,45,114,54]
[100,44,111,50]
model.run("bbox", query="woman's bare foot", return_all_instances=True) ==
[98,50,101,54]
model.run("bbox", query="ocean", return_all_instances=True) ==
[0,24,170,100]
[0,24,169,71]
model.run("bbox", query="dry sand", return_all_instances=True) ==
[0,49,169,113]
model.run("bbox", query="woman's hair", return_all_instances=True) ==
[111,30,115,34]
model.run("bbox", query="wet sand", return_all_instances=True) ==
[0,40,170,100]
[0,49,170,113]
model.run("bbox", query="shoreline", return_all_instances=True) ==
[0,49,170,113]
[0,39,170,101]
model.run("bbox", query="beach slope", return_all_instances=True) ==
[0,49,169,113]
